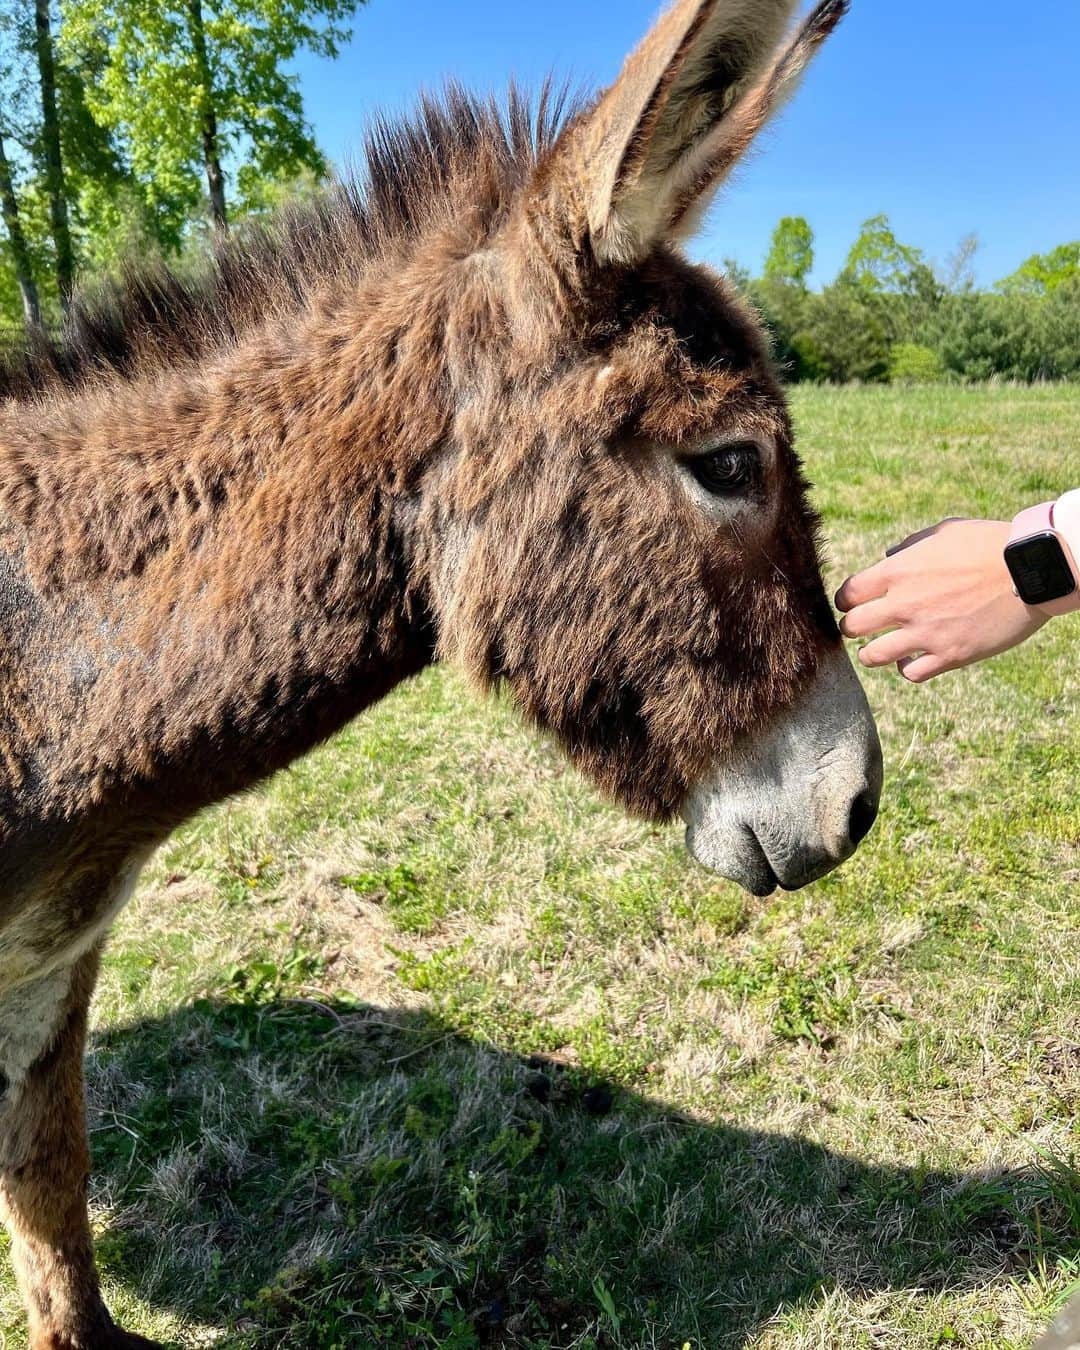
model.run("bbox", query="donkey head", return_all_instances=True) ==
[421,0,881,895]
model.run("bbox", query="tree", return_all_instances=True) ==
[0,2,47,326]
[55,26,159,273]
[997,242,1080,297]
[0,0,139,327]
[0,131,40,323]
[836,213,942,354]
[839,214,936,298]
[751,219,819,380]
[763,216,814,290]
[888,341,943,384]
[0,11,40,325]
[940,232,978,295]
[61,0,365,236]
[32,0,73,307]
[805,283,891,383]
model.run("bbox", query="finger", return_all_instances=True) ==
[835,560,891,612]
[885,527,938,557]
[897,653,957,684]
[857,629,919,669]
[840,599,901,640]
[885,517,966,558]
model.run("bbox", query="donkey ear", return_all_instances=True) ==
[666,0,850,240]
[573,0,802,264]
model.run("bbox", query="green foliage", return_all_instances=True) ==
[739,213,1080,384]
[997,241,1080,297]
[0,0,365,329]
[752,277,891,383]
[59,0,363,243]
[811,282,894,382]
[840,213,937,300]
[0,1,139,322]
[763,214,814,289]
[889,341,945,384]
[932,282,1080,383]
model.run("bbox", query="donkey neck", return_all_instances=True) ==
[0,289,446,845]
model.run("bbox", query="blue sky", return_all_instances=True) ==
[293,0,1080,288]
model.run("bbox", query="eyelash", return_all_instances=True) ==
[684,441,762,496]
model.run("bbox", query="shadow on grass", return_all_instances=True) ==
[83,994,1077,1349]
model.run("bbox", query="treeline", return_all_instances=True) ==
[735,216,1080,384]
[0,0,363,331]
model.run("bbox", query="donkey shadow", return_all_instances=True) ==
[83,995,1075,1348]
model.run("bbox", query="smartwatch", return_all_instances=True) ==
[1005,489,1080,616]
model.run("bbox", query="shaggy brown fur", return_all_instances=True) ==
[0,1,856,1344]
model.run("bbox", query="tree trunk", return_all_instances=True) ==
[33,0,74,311]
[186,0,228,231]
[0,136,42,330]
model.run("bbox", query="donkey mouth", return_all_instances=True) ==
[683,817,857,897]
[684,821,837,897]
[734,825,780,898]
[679,650,883,897]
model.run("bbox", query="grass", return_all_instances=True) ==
[3,383,1078,1348]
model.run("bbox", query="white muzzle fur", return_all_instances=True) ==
[682,649,882,895]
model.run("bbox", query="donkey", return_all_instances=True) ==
[0,0,880,1344]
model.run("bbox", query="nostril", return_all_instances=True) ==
[847,787,879,846]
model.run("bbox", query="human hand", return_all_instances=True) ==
[835,518,1048,683]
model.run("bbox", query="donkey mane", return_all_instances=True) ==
[0,84,576,404]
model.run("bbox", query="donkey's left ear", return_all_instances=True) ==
[553,0,848,265]
[666,0,850,240]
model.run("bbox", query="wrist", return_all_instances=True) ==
[1005,492,1080,618]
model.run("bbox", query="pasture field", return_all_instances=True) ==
[2,384,1077,1349]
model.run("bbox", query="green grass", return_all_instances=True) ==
[3,384,1078,1348]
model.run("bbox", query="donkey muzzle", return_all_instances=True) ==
[681,649,883,896]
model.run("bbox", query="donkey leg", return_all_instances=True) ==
[0,948,159,1350]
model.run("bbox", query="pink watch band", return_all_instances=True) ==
[1007,494,1080,616]
[1009,501,1055,541]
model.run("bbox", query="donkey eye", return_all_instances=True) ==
[685,442,761,496]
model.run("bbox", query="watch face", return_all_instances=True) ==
[1005,532,1078,606]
